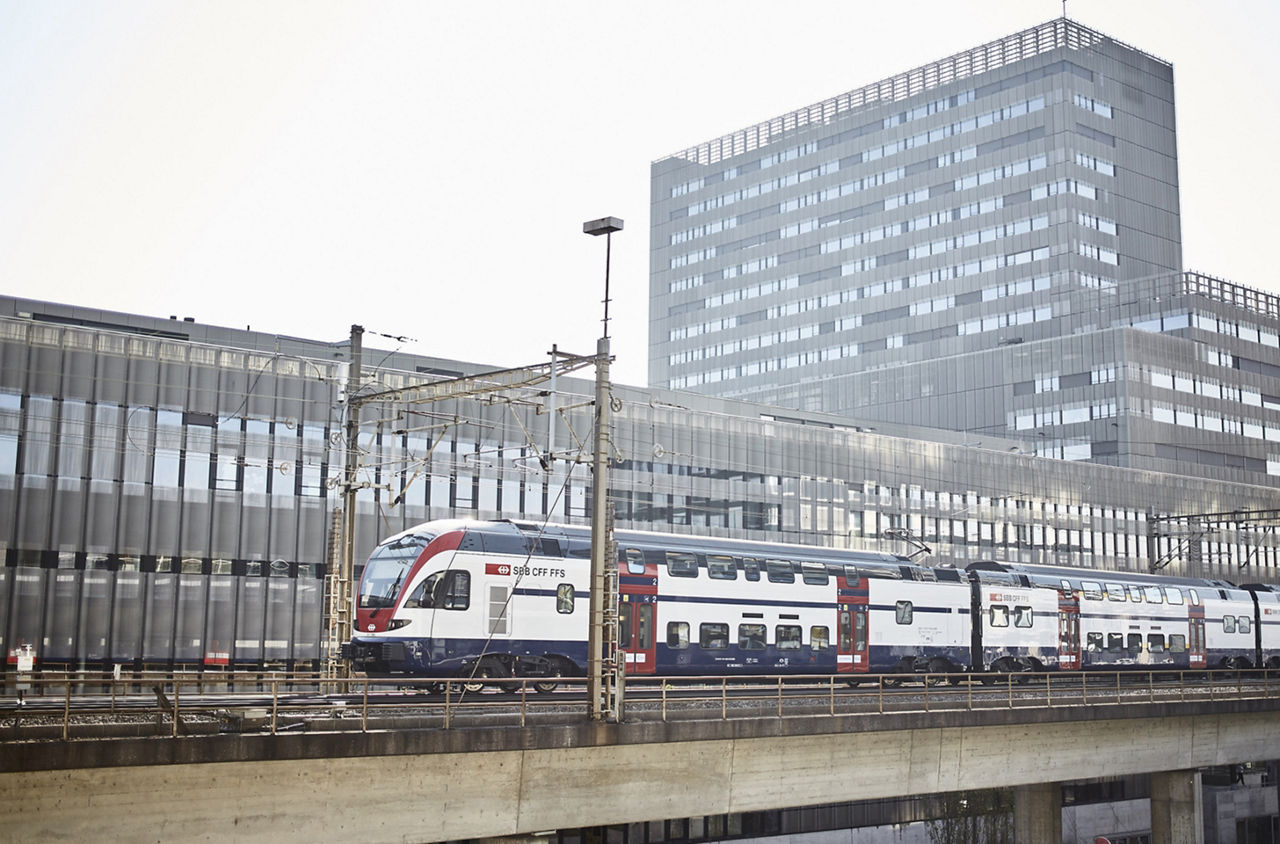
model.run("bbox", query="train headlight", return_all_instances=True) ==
[386,618,410,631]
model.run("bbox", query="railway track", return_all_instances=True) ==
[3,668,1278,740]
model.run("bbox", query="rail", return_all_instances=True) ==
[3,668,1279,741]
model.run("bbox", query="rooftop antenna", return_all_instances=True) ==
[1062,0,1067,17]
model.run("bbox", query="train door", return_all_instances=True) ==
[1188,604,1206,669]
[1058,589,1081,671]
[618,549,657,674]
[837,568,870,675]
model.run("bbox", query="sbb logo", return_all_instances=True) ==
[486,563,511,576]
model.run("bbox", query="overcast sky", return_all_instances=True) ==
[2,1,1277,387]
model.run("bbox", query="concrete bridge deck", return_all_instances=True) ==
[2,696,1279,842]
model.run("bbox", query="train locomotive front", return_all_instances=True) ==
[343,520,589,683]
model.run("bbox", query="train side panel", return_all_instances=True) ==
[1076,580,1189,670]
[1202,587,1261,668]
[972,582,1059,672]
[866,578,970,674]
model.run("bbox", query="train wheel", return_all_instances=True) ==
[534,660,565,694]
[461,662,502,694]
[924,659,950,686]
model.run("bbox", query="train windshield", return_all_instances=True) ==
[359,533,435,609]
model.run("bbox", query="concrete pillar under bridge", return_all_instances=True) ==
[1013,782,1062,844]
[1151,769,1205,844]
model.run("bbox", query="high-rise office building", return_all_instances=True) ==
[650,19,1280,486]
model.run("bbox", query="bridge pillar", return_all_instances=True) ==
[1012,782,1062,844]
[1150,769,1204,844]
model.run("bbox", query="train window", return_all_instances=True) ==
[441,572,471,611]
[1223,615,1236,634]
[839,611,852,650]
[1105,583,1126,601]
[1147,634,1165,653]
[1081,581,1103,600]
[624,549,645,575]
[666,552,699,578]
[1129,586,1144,602]
[989,605,1009,627]
[1107,633,1124,652]
[636,604,653,649]
[1013,606,1033,628]
[1060,579,1072,593]
[1164,587,1184,605]
[811,626,830,650]
[1188,589,1201,606]
[776,625,802,650]
[1143,586,1163,604]
[667,621,689,649]
[707,555,737,580]
[1086,632,1104,652]
[766,560,795,584]
[844,565,860,584]
[410,570,470,611]
[1127,633,1142,653]
[896,601,914,625]
[700,622,728,649]
[743,558,761,582]
[1169,634,1186,653]
[854,612,866,650]
[556,584,574,614]
[738,624,767,650]
[801,563,828,585]
[1239,616,1251,634]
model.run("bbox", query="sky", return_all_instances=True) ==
[2,1,1277,388]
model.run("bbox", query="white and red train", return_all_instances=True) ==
[342,519,1280,684]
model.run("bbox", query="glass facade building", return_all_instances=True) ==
[649,19,1280,487]
[2,295,1279,669]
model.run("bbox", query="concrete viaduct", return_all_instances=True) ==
[3,697,1279,843]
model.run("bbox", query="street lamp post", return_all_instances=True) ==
[582,216,623,721]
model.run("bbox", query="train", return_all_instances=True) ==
[342,519,1280,686]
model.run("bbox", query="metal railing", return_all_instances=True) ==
[4,668,1279,742]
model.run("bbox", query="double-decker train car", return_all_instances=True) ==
[1240,583,1280,669]
[343,519,1280,685]
[968,561,1258,673]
